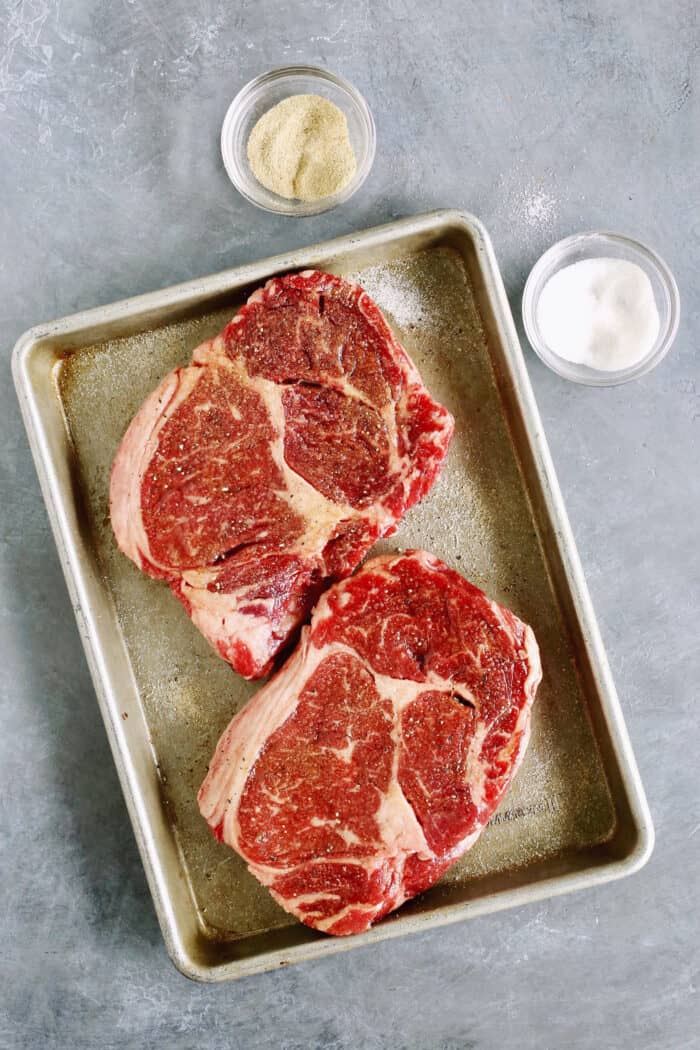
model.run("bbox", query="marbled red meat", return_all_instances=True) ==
[198,551,541,935]
[110,272,454,678]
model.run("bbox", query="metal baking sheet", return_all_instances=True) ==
[12,210,653,982]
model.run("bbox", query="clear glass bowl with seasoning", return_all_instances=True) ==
[221,65,376,217]
[522,232,680,386]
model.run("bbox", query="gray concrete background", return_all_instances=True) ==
[1,1,698,1047]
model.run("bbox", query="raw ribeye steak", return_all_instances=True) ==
[198,550,541,936]
[110,271,454,679]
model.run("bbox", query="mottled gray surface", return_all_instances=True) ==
[1,1,698,1047]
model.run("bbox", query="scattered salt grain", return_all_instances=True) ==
[351,260,438,330]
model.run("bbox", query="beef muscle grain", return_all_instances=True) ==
[110,272,454,678]
[198,551,541,935]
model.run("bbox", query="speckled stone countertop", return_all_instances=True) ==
[1,2,698,1048]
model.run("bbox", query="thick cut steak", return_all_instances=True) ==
[198,551,541,936]
[110,271,454,678]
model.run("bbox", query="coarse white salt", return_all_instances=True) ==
[536,257,660,372]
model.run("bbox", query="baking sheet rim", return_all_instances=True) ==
[11,209,654,982]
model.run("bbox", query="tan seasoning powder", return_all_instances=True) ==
[247,94,357,202]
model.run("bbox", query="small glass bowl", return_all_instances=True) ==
[522,232,680,386]
[221,65,376,217]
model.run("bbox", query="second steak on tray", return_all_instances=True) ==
[198,551,541,936]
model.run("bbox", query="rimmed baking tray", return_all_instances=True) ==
[12,210,653,982]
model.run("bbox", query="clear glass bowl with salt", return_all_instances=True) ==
[522,232,679,386]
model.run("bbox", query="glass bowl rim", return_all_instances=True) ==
[220,64,376,217]
[522,230,680,386]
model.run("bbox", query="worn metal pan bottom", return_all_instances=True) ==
[13,211,653,981]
